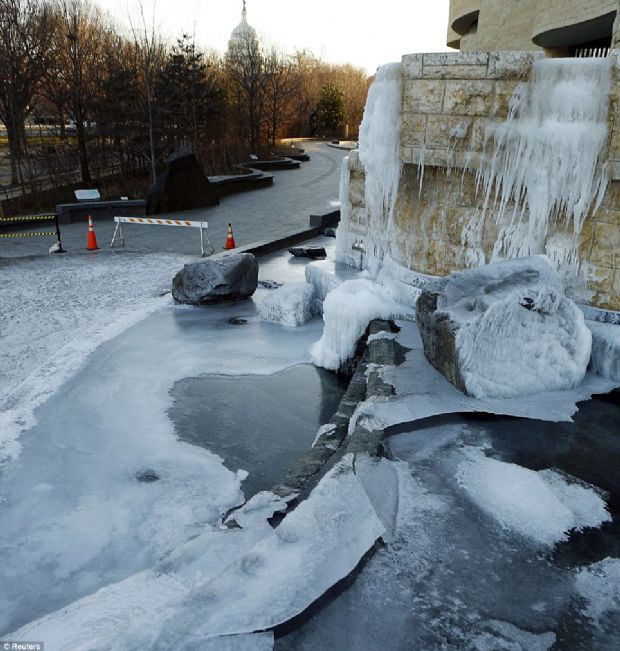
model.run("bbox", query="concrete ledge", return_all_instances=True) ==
[56,199,146,225]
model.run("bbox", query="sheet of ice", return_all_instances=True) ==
[351,320,618,432]
[226,491,292,529]
[182,633,274,651]
[258,282,314,326]
[456,450,610,546]
[588,320,620,381]
[152,457,385,643]
[476,58,611,265]
[12,526,271,651]
[0,301,325,634]
[356,62,402,274]
[574,558,620,625]
[439,257,592,398]
[354,455,401,542]
[277,435,566,650]
[311,278,414,370]
[0,252,193,464]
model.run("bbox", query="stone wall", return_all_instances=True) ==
[348,51,620,312]
[449,0,617,52]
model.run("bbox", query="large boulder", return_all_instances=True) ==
[416,256,592,399]
[172,253,258,305]
[147,148,219,214]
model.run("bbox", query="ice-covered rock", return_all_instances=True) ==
[311,278,413,371]
[172,253,258,305]
[258,282,314,327]
[416,256,592,399]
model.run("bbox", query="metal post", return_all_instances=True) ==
[54,214,65,253]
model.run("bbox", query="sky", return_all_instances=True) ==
[95,0,451,74]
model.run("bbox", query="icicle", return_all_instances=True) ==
[476,58,611,265]
[357,62,403,274]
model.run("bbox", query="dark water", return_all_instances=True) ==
[275,394,620,651]
[462,394,620,569]
[169,365,348,497]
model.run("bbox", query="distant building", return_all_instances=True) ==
[227,0,259,62]
[447,0,616,56]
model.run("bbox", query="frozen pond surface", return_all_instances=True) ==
[0,239,345,636]
[276,397,620,651]
[170,365,347,497]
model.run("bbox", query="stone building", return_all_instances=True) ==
[338,9,620,315]
[448,0,616,56]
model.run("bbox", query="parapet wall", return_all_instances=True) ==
[347,51,620,312]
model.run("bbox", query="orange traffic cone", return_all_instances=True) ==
[86,215,100,250]
[224,223,236,250]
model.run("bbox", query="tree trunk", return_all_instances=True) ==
[3,109,27,186]
[75,118,91,184]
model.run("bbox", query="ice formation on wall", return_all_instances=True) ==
[335,62,402,274]
[334,156,359,268]
[477,58,611,266]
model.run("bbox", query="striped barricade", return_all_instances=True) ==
[111,216,215,257]
[0,214,63,251]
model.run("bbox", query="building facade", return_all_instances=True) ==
[448,0,617,56]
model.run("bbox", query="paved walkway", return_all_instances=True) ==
[0,141,346,259]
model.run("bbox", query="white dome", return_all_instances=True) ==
[228,2,258,53]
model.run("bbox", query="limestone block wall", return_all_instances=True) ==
[352,51,620,311]
[449,0,617,52]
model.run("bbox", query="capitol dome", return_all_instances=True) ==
[227,1,259,57]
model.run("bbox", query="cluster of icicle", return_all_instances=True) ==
[354,61,403,274]
[476,58,611,265]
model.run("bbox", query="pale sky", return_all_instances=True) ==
[95,0,451,74]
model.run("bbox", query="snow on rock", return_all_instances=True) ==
[588,321,620,382]
[258,282,314,326]
[417,256,592,399]
[574,558,620,625]
[477,58,611,266]
[456,450,610,546]
[311,278,414,371]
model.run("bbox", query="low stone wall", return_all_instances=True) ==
[348,51,620,311]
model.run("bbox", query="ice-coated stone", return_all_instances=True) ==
[172,253,258,305]
[258,282,315,327]
[416,256,592,399]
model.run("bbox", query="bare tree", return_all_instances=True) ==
[0,0,53,185]
[129,1,165,184]
[46,0,109,185]
[263,48,297,145]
